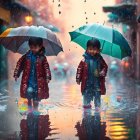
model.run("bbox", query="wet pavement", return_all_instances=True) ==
[0,75,140,140]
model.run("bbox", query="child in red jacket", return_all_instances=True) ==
[13,37,51,112]
[76,38,108,110]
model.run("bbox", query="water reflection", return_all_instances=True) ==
[106,113,130,140]
[0,75,140,139]
[20,113,59,140]
[75,109,110,140]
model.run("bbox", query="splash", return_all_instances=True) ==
[0,105,7,112]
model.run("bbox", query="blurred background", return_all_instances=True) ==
[0,0,140,139]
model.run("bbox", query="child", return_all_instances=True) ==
[76,38,108,110]
[13,37,51,111]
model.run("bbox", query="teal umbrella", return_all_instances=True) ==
[69,23,132,59]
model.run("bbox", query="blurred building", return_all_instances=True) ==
[0,19,8,83]
[0,0,33,26]
[103,0,140,80]
[0,0,32,84]
[137,0,140,81]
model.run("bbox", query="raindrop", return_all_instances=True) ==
[72,25,74,28]
[86,17,88,20]
[59,11,61,14]
[58,4,61,7]
[85,12,86,14]
[94,12,96,15]
[52,0,54,2]
[86,22,88,24]
[84,0,86,2]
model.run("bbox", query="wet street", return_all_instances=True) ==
[0,75,140,140]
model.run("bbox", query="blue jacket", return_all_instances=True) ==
[26,51,38,92]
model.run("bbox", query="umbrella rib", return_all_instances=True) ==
[111,43,113,56]
[92,24,102,37]
[101,40,105,51]
[6,37,17,52]
[51,44,57,56]
[47,40,57,56]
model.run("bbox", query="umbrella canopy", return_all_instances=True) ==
[69,23,132,59]
[0,25,63,56]
[45,24,60,32]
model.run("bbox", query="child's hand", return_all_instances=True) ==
[76,81,80,85]
[99,70,105,77]
[14,76,18,81]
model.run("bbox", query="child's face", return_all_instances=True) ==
[29,45,42,54]
[87,46,99,56]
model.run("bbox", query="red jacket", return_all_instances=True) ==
[20,114,51,140]
[13,51,51,100]
[76,54,108,95]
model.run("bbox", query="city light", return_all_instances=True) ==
[24,15,33,25]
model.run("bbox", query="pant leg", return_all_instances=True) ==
[93,77,101,107]
[82,87,94,106]
[94,91,101,107]
[83,94,91,106]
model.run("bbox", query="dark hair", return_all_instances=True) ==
[28,37,43,46]
[38,46,45,55]
[87,38,101,49]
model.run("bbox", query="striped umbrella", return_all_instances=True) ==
[0,25,63,56]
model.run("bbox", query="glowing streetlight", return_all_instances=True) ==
[24,15,33,25]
